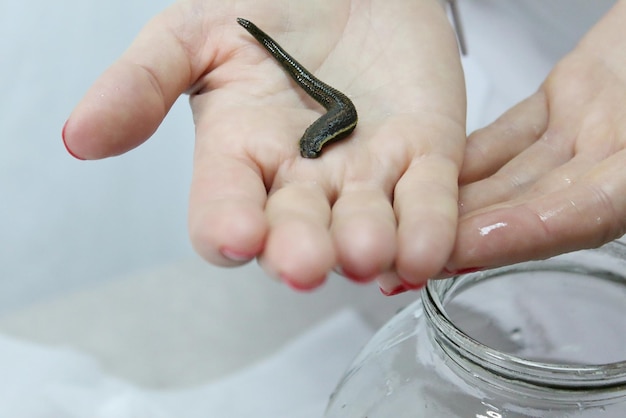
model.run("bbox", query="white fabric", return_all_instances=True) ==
[0,310,373,418]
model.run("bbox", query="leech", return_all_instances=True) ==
[237,18,358,158]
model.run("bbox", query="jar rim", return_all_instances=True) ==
[423,241,626,390]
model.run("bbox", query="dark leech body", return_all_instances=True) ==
[236,18,358,158]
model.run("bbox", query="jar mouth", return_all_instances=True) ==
[423,242,626,390]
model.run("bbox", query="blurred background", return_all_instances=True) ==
[1,0,195,314]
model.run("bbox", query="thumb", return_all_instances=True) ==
[62,8,202,159]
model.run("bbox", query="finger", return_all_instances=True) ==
[260,184,335,291]
[460,154,593,216]
[460,122,576,215]
[63,7,206,159]
[394,155,460,287]
[188,150,268,267]
[331,187,397,283]
[460,92,549,185]
[448,150,626,272]
[188,92,292,267]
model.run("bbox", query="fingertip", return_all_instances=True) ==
[395,255,451,287]
[189,200,267,267]
[261,219,336,290]
[396,216,456,286]
[65,62,169,160]
[395,261,441,288]
[62,119,86,160]
[333,217,396,283]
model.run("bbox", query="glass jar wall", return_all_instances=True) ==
[325,241,626,417]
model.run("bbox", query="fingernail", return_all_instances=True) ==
[338,267,375,284]
[376,272,405,296]
[379,284,409,296]
[220,247,256,262]
[280,273,325,292]
[62,120,85,160]
[442,266,485,276]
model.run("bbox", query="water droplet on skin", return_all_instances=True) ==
[479,222,507,236]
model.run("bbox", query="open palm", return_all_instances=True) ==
[63,0,466,293]
[447,10,626,274]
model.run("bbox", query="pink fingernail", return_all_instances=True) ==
[220,247,256,262]
[340,267,375,284]
[280,273,325,292]
[62,120,86,160]
[380,284,409,296]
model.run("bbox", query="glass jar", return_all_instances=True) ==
[325,241,626,417]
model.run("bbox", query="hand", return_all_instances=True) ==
[444,0,626,275]
[63,0,466,292]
